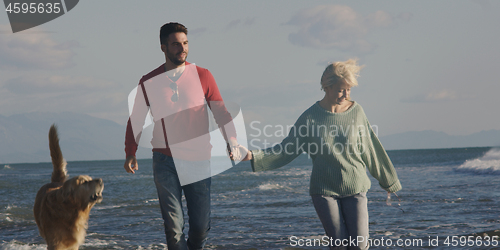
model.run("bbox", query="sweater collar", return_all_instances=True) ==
[315,101,357,115]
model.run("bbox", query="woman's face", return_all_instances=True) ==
[324,79,351,105]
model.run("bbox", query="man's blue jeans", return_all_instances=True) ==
[152,152,211,250]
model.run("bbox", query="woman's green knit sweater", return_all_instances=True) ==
[251,101,402,196]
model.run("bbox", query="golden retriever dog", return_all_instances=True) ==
[33,125,104,250]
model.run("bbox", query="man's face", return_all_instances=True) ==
[163,32,189,66]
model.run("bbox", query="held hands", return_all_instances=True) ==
[227,139,252,162]
[238,145,252,161]
[124,156,139,173]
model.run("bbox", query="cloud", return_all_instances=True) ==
[189,27,208,38]
[397,12,414,23]
[226,17,256,30]
[5,74,118,95]
[400,89,459,103]
[365,10,394,29]
[0,25,78,70]
[286,5,400,53]
[426,90,458,101]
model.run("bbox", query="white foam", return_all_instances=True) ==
[0,241,46,250]
[258,183,284,190]
[137,243,168,249]
[4,204,17,211]
[93,204,125,210]
[456,148,500,174]
[82,238,118,246]
[94,199,159,210]
[237,182,288,193]
[144,198,159,204]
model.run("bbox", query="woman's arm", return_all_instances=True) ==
[360,118,402,193]
[239,115,309,172]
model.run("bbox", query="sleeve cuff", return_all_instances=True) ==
[250,150,264,172]
[380,179,402,193]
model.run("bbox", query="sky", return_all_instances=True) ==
[1,0,499,146]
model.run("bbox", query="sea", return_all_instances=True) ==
[1,147,500,250]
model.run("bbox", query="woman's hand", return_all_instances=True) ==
[239,146,253,161]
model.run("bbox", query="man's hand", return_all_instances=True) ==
[226,139,253,162]
[228,144,252,162]
[124,156,139,173]
[227,138,240,161]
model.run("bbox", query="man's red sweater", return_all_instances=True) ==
[125,62,236,160]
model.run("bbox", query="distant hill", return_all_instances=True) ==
[379,130,500,150]
[0,112,151,164]
[1,112,499,164]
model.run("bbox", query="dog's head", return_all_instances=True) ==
[62,175,104,210]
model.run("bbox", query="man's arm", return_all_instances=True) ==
[198,67,240,157]
[124,82,150,173]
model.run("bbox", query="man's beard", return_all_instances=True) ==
[167,49,188,66]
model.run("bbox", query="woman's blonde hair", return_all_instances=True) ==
[321,59,363,90]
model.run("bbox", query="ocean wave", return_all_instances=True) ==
[455,148,500,175]
[258,183,285,190]
[0,212,13,223]
[93,204,126,210]
[82,237,118,247]
[3,204,16,211]
[0,241,46,250]
[94,199,159,211]
[235,182,299,194]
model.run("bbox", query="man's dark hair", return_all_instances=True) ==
[160,22,188,45]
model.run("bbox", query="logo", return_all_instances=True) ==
[4,0,79,33]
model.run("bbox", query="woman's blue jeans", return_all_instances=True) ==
[312,192,369,250]
[152,152,211,250]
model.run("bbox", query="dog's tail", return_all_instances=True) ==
[49,124,67,183]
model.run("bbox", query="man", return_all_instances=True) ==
[124,22,238,250]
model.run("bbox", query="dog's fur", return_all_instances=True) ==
[34,125,104,250]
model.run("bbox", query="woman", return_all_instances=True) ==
[238,59,402,250]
